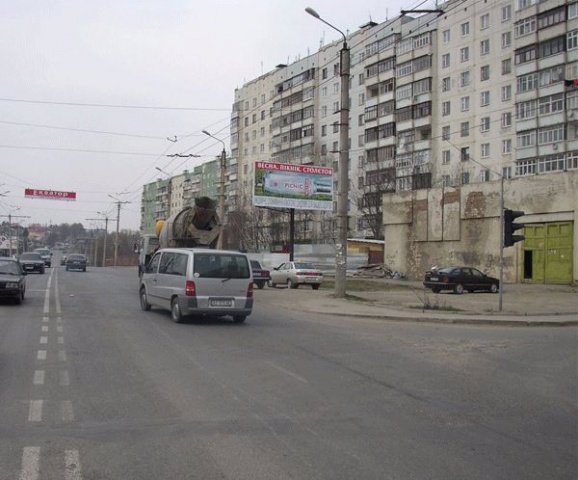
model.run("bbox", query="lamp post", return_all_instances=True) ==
[96,212,110,267]
[306,6,350,298]
[202,130,226,249]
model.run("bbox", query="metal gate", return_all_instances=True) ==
[522,222,573,284]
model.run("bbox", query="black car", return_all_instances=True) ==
[250,260,271,289]
[0,257,26,304]
[423,266,499,294]
[65,254,87,272]
[19,252,45,274]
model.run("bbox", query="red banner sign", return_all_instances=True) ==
[25,188,77,201]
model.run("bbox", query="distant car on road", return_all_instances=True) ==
[250,260,270,289]
[34,247,52,267]
[269,261,323,290]
[423,266,499,294]
[0,257,26,304]
[66,254,88,272]
[19,252,45,274]
[60,254,67,266]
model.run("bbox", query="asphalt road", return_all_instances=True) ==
[0,265,576,479]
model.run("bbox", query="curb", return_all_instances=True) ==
[299,309,578,327]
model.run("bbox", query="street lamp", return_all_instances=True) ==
[202,130,226,249]
[306,6,351,298]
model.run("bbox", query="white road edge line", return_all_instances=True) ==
[265,361,309,384]
[28,400,43,422]
[43,270,54,314]
[19,446,40,480]
[64,449,83,480]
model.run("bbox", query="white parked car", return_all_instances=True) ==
[269,262,323,290]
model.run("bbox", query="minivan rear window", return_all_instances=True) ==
[194,253,250,279]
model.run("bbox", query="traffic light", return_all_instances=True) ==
[504,209,525,247]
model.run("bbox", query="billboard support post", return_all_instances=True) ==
[289,208,295,261]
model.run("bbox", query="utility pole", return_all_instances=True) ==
[202,130,227,249]
[89,214,111,267]
[108,195,130,267]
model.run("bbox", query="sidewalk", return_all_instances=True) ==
[257,281,578,327]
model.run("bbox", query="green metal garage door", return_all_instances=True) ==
[523,222,573,284]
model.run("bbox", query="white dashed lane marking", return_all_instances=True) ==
[59,370,70,387]
[32,371,45,385]
[39,337,48,345]
[41,326,48,333]
[61,401,75,422]
[57,336,64,345]
[64,449,83,480]
[37,350,47,361]
[58,350,67,362]
[27,401,43,422]
[19,446,40,480]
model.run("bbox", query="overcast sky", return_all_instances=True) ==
[0,0,411,231]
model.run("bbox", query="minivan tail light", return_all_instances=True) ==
[185,280,196,296]
[247,282,254,298]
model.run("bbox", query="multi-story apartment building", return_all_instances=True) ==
[139,158,229,235]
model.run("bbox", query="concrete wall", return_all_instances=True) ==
[383,171,578,283]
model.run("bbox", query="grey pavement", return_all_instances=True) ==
[258,280,578,326]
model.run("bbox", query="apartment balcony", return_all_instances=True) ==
[513,33,537,51]
[538,53,566,72]
[364,135,396,149]
[516,61,538,78]
[516,145,538,160]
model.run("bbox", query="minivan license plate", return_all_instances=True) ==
[210,299,233,307]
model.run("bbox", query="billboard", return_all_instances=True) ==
[25,188,77,201]
[253,161,334,211]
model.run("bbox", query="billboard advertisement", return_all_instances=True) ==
[25,188,77,201]
[253,161,334,211]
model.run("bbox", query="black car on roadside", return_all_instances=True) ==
[423,266,500,294]
[18,252,45,274]
[0,257,26,304]
[65,253,88,272]
[250,260,271,289]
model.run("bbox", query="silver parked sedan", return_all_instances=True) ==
[269,262,323,290]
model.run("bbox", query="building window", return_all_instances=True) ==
[442,126,450,140]
[568,30,578,51]
[321,144,327,155]
[461,172,470,184]
[321,125,327,137]
[502,112,512,127]
[442,150,451,164]
[443,29,450,43]
[538,37,565,59]
[333,101,340,113]
[480,39,490,55]
[442,53,450,68]
[502,31,512,48]
[537,7,566,30]
[460,71,471,87]
[480,65,490,81]
[358,93,365,106]
[460,47,470,62]
[461,147,470,162]
[442,77,451,92]
[517,72,537,92]
[480,116,490,132]
[539,93,564,115]
[332,122,339,133]
[481,91,490,106]
[502,85,512,101]
[502,58,512,75]
[481,143,490,158]
[442,101,451,116]
[502,5,512,22]
[461,22,470,36]
[515,17,536,37]
[515,45,536,64]
[321,105,327,118]
[461,122,470,137]
[333,82,339,93]
[461,96,470,112]
[570,2,578,20]
[502,139,512,154]
[480,13,490,30]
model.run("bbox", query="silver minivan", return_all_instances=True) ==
[139,248,254,323]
